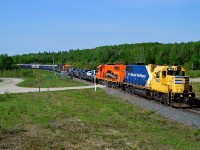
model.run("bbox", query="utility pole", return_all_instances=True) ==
[52,57,56,78]
[94,70,96,91]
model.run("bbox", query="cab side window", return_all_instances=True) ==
[162,71,166,77]
[156,72,160,78]
[168,71,173,75]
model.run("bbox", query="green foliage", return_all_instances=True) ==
[0,69,35,78]
[21,69,34,78]
[0,54,13,70]
[11,42,200,70]
[191,82,200,98]
[3,41,200,70]
[187,70,200,78]
[0,89,200,149]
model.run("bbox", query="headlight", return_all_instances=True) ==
[180,95,183,97]
[189,95,191,97]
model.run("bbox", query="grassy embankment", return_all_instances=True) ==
[0,69,87,88]
[187,70,200,99]
[187,70,200,78]
[0,89,200,149]
[0,79,3,82]
[192,82,200,99]
[0,68,200,149]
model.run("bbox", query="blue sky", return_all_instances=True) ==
[0,0,200,56]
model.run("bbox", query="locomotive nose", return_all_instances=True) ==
[174,76,191,93]
[175,76,190,84]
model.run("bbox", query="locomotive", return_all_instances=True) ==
[96,64,126,87]
[96,64,196,106]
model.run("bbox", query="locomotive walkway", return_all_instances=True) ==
[0,78,105,94]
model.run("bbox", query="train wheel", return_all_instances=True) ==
[102,80,108,86]
[121,84,125,91]
[151,91,155,100]
[113,82,118,89]
[131,87,135,95]
[107,81,112,88]
[155,92,161,102]
[162,94,171,105]
[187,98,195,107]
[179,98,184,107]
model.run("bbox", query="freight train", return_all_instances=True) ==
[18,63,197,106]
[17,64,64,72]
[96,64,196,106]
[17,64,96,81]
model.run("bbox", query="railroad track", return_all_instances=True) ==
[74,77,200,118]
[181,108,200,117]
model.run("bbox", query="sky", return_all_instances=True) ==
[0,0,200,56]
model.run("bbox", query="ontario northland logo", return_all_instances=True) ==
[128,73,146,78]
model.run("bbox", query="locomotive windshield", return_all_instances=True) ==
[167,71,185,76]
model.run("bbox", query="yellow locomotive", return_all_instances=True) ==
[122,64,196,106]
[147,64,195,105]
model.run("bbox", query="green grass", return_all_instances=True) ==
[0,89,200,149]
[0,69,88,88]
[17,77,87,88]
[187,70,200,78]
[0,68,34,78]
[0,68,61,78]
[192,82,200,99]
[0,79,2,82]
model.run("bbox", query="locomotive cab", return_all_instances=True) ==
[166,66,195,100]
[150,65,195,105]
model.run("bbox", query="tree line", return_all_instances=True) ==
[1,41,200,70]
[0,54,13,70]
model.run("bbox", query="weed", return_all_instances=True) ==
[0,95,6,102]
[0,92,14,102]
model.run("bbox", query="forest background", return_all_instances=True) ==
[0,41,200,71]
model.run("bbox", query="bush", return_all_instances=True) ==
[187,70,200,78]
[0,69,35,78]
[21,69,34,78]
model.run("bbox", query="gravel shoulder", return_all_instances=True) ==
[104,87,200,128]
[190,78,200,82]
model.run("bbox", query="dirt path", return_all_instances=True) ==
[0,77,199,95]
[0,78,105,94]
[190,78,200,82]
